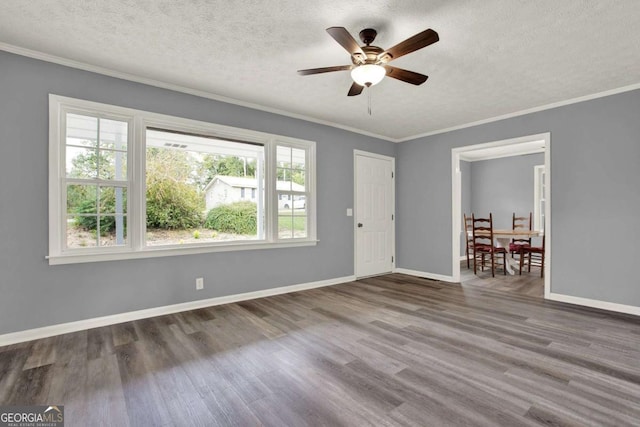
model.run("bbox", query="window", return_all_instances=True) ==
[534,165,545,231]
[276,145,308,239]
[49,95,316,264]
[145,128,264,246]
[63,113,130,249]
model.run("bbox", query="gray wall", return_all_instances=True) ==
[460,154,544,256]
[469,153,544,230]
[397,88,640,307]
[0,51,395,335]
[2,48,639,334]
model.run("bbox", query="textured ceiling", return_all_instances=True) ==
[1,1,639,141]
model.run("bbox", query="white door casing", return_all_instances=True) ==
[354,151,395,278]
[451,132,550,295]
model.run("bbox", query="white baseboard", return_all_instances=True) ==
[0,275,356,346]
[547,292,640,317]
[394,268,457,283]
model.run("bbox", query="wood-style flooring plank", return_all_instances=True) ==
[23,336,58,369]
[1,272,639,426]
[46,331,88,424]
[111,322,139,347]
[83,354,130,427]
[115,342,171,426]
[6,365,54,405]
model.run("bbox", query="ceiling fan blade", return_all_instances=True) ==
[378,29,439,62]
[326,27,366,62]
[347,82,364,96]
[297,65,353,75]
[383,65,429,85]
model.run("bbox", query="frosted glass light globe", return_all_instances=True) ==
[350,64,386,87]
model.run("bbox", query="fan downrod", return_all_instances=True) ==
[358,28,377,46]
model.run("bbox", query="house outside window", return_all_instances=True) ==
[49,95,316,264]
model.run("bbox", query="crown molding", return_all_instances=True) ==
[397,81,640,142]
[2,42,640,144]
[0,42,395,142]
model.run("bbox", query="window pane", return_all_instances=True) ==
[292,170,305,192]
[292,148,306,170]
[277,145,306,192]
[277,145,292,166]
[277,144,309,240]
[66,113,98,148]
[66,146,98,178]
[66,215,98,248]
[146,129,264,246]
[66,184,104,248]
[278,215,294,239]
[293,212,307,238]
[277,193,290,209]
[98,149,127,180]
[100,186,127,214]
[99,118,128,150]
[276,170,292,191]
[278,202,306,239]
[67,184,97,214]
[293,194,307,210]
[66,115,128,179]
[100,215,127,246]
[278,210,306,239]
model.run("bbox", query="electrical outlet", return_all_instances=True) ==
[196,277,204,290]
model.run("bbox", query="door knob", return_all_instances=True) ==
[357,223,363,228]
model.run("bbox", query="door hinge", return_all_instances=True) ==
[392,214,394,220]
[391,256,394,263]
[391,171,394,178]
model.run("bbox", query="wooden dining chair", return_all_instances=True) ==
[472,213,507,277]
[519,234,545,278]
[510,212,532,258]
[463,214,474,269]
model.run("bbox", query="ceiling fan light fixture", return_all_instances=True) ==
[350,64,386,87]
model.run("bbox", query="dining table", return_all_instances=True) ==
[469,229,542,275]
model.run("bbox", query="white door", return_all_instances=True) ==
[355,152,394,278]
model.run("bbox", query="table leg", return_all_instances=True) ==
[495,237,517,275]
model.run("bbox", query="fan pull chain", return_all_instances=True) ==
[367,88,372,116]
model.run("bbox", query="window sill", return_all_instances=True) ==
[47,239,318,265]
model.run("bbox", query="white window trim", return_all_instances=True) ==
[534,164,545,232]
[48,94,317,265]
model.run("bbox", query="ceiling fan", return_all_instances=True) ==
[298,26,439,96]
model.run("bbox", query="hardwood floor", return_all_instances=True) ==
[1,273,640,426]
[460,258,544,298]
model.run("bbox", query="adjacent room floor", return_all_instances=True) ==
[1,274,639,426]
[460,258,545,298]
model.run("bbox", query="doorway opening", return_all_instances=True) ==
[451,133,551,298]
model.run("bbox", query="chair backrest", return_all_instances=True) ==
[512,212,532,246]
[472,213,494,248]
[463,214,473,246]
